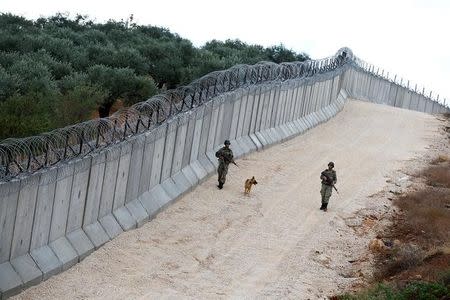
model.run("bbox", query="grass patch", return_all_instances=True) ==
[375,244,424,279]
[372,158,450,292]
[335,280,450,300]
[392,189,450,244]
[374,180,450,280]
[421,162,450,188]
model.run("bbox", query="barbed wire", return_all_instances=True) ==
[0,48,446,181]
[350,54,450,109]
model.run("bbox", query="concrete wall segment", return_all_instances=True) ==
[83,151,106,226]
[10,173,40,259]
[112,143,132,210]
[160,119,178,182]
[0,180,20,263]
[98,145,121,218]
[149,124,167,189]
[138,133,155,195]
[48,162,74,243]
[125,135,145,203]
[181,112,196,169]
[30,168,57,251]
[171,119,188,176]
[66,156,92,234]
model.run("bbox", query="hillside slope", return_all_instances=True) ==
[13,100,442,299]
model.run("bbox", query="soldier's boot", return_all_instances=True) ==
[323,203,328,212]
[217,182,223,189]
[319,203,325,210]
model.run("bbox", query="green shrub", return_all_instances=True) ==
[338,280,449,300]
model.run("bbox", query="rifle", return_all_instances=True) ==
[332,185,339,194]
[217,154,238,167]
[321,171,338,194]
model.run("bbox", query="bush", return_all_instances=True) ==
[338,281,450,299]
[422,163,450,188]
[378,244,424,278]
[0,13,310,139]
[439,270,450,286]
[55,84,107,127]
[394,189,450,243]
[0,92,56,139]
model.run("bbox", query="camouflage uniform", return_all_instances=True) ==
[320,168,337,210]
[215,146,234,188]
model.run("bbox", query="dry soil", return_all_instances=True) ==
[13,100,443,299]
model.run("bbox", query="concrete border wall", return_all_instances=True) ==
[343,66,449,114]
[0,62,447,298]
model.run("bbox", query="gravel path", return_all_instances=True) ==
[13,100,441,299]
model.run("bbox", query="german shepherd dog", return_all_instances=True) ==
[244,176,258,196]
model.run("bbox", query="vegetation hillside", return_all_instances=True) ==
[0,13,309,140]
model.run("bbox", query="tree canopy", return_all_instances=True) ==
[0,13,309,140]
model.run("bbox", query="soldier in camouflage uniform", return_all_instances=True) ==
[320,162,337,212]
[215,140,235,189]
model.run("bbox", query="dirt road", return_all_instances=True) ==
[13,100,442,299]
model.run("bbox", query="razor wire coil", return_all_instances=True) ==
[0,48,447,181]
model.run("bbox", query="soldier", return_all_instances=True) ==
[215,140,235,189]
[320,162,337,212]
